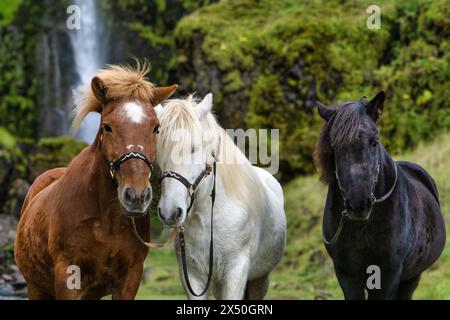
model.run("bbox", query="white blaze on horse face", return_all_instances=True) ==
[126,144,144,150]
[123,101,146,124]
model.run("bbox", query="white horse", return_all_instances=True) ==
[155,93,286,300]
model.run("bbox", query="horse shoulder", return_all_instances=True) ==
[20,167,66,216]
[396,161,440,205]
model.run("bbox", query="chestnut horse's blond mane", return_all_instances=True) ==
[72,62,155,130]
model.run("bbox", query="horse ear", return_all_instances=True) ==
[91,76,108,104]
[151,84,178,106]
[197,93,213,119]
[366,90,385,122]
[316,101,335,121]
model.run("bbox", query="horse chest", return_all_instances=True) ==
[73,222,142,276]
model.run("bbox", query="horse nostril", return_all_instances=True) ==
[175,207,183,220]
[124,187,135,205]
[141,187,151,204]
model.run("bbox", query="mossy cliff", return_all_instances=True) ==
[174,0,449,178]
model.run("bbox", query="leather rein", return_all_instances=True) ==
[160,162,217,297]
[323,159,398,246]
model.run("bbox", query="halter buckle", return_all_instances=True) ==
[370,192,377,204]
[188,185,195,196]
[109,165,115,180]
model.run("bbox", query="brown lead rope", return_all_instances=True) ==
[179,162,216,297]
[131,217,177,248]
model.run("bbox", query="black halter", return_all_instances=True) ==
[160,163,213,214]
[323,158,398,246]
[99,131,155,182]
[160,162,216,297]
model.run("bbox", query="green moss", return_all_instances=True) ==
[0,0,22,26]
[174,0,450,176]
[29,136,87,174]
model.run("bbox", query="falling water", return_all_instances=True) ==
[69,0,107,144]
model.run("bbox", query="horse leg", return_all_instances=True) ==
[218,255,250,300]
[112,265,143,300]
[395,275,421,300]
[244,274,269,300]
[335,268,365,300]
[27,284,54,300]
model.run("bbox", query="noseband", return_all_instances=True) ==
[99,132,155,182]
[335,162,381,212]
[160,162,217,297]
[160,163,214,214]
[323,159,398,246]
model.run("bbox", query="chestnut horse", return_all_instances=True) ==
[14,63,177,299]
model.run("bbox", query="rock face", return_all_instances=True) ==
[0,215,27,299]
[173,0,450,178]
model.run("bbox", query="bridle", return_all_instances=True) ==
[99,127,179,248]
[160,163,214,214]
[323,158,398,246]
[99,128,155,182]
[160,162,217,297]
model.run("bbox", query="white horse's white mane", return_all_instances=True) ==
[156,94,264,210]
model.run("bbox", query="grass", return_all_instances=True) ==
[136,133,450,299]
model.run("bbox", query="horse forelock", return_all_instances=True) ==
[72,61,155,131]
[156,96,203,169]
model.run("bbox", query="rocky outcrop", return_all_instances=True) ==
[173,0,450,178]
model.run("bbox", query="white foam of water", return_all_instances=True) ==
[69,0,104,144]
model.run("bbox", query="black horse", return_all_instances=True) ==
[314,91,446,299]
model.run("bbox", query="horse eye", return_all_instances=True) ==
[191,146,195,154]
[103,124,113,133]
[153,125,160,134]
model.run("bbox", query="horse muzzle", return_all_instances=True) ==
[119,186,152,217]
[157,206,185,228]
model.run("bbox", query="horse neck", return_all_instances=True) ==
[374,146,397,198]
[86,134,123,223]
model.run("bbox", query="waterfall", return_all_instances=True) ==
[69,0,107,144]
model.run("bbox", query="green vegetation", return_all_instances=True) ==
[0,0,22,26]
[28,136,87,175]
[0,0,448,300]
[175,0,450,178]
[137,133,450,299]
